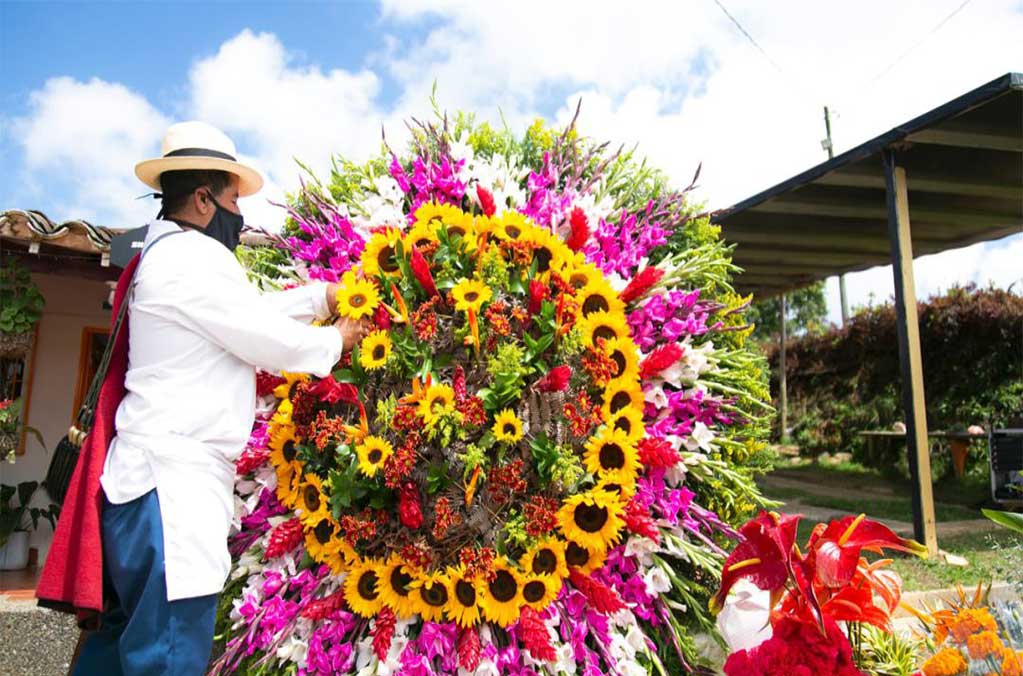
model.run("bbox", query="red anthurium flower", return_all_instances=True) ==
[534,365,571,393]
[807,514,927,589]
[409,245,440,300]
[712,511,800,614]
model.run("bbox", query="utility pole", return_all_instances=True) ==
[779,294,788,443]
[823,106,850,325]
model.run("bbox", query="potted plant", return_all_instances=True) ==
[0,398,44,463]
[0,259,46,357]
[0,481,59,570]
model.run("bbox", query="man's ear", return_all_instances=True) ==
[195,188,212,216]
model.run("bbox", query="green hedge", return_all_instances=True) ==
[766,285,1023,474]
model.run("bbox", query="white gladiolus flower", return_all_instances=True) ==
[643,565,672,595]
[683,421,715,452]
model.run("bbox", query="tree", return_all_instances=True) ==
[747,280,829,342]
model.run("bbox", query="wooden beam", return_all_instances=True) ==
[817,167,1022,199]
[908,128,1023,153]
[779,294,788,443]
[733,248,881,266]
[883,148,939,557]
[754,199,1013,227]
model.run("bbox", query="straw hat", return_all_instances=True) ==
[135,121,263,197]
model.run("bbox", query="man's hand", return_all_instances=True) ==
[326,283,340,313]
[334,316,370,353]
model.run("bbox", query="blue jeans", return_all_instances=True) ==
[73,489,218,675]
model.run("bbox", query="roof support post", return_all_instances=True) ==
[882,148,939,557]
[779,294,788,443]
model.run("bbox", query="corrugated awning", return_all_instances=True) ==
[711,72,1023,298]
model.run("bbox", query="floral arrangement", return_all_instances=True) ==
[714,510,927,676]
[214,110,773,675]
[904,584,1023,676]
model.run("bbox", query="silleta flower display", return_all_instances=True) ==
[214,112,773,675]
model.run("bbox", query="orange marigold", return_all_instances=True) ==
[922,647,968,676]
[966,630,1003,660]
[949,607,997,644]
[1002,649,1023,676]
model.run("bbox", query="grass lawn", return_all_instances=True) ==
[885,529,1023,591]
[766,486,979,524]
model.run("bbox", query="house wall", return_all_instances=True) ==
[1,272,111,563]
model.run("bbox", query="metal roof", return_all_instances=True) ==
[711,72,1023,298]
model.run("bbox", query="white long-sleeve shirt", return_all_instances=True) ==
[100,219,342,600]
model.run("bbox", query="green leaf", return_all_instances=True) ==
[426,463,451,495]
[981,508,1023,535]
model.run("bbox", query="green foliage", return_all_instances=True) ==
[858,624,922,676]
[0,260,45,335]
[0,481,59,547]
[747,280,829,342]
[982,508,1023,535]
[771,285,1023,472]
[481,343,532,411]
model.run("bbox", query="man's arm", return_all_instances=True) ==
[261,282,336,323]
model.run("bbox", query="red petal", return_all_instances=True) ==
[566,207,589,252]
[620,266,664,304]
[409,245,440,299]
[536,365,571,392]
[476,185,496,217]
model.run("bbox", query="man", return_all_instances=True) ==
[43,121,365,674]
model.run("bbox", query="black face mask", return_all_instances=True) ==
[201,192,244,252]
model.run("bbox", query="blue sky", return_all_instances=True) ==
[2,0,1020,324]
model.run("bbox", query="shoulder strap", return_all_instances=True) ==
[74,229,185,431]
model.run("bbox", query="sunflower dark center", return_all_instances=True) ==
[378,246,399,273]
[303,485,320,512]
[357,571,379,600]
[523,581,547,603]
[314,519,333,544]
[610,391,632,413]
[582,296,610,316]
[448,225,467,237]
[610,351,627,376]
[532,549,557,574]
[391,567,413,596]
[593,326,616,342]
[350,294,366,308]
[575,503,610,533]
[599,443,626,469]
[455,579,477,606]
[565,542,590,566]
[569,273,588,289]
[289,382,300,399]
[490,570,518,602]
[535,248,552,272]
[464,291,480,302]
[502,423,517,436]
[422,582,448,607]
[368,449,383,464]
[372,345,386,360]
[505,225,522,239]
[283,440,298,463]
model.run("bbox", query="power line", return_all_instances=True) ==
[865,0,974,86]
[710,0,784,74]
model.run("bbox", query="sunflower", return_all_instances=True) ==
[406,220,437,252]
[601,381,645,419]
[356,436,393,478]
[304,517,340,564]
[520,538,569,579]
[576,279,625,318]
[492,211,530,241]
[521,227,565,274]
[336,272,380,320]
[378,554,418,619]
[558,259,602,291]
[271,398,294,427]
[520,573,562,611]
[609,406,646,443]
[417,383,456,425]
[584,427,641,482]
[275,467,303,510]
[268,424,300,469]
[595,472,638,501]
[492,409,524,445]
[600,336,641,383]
[409,570,450,622]
[361,228,404,278]
[296,473,331,526]
[577,310,630,348]
[558,490,626,553]
[444,565,483,628]
[479,559,524,627]
[272,372,308,400]
[564,540,608,574]
[451,278,492,314]
[359,331,392,370]
[344,558,385,618]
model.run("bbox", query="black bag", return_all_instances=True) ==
[43,230,183,505]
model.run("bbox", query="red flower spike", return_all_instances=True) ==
[637,437,680,469]
[372,607,396,661]
[535,365,572,393]
[528,279,549,317]
[256,371,287,397]
[457,627,482,671]
[235,447,269,476]
[264,518,304,560]
[373,302,392,330]
[568,569,626,614]
[409,245,440,299]
[398,481,423,529]
[566,207,589,252]
[453,365,467,402]
[620,266,665,304]
[624,497,661,542]
[309,375,355,405]
[518,606,557,662]
[476,185,496,217]
[301,588,346,621]
[639,343,685,380]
